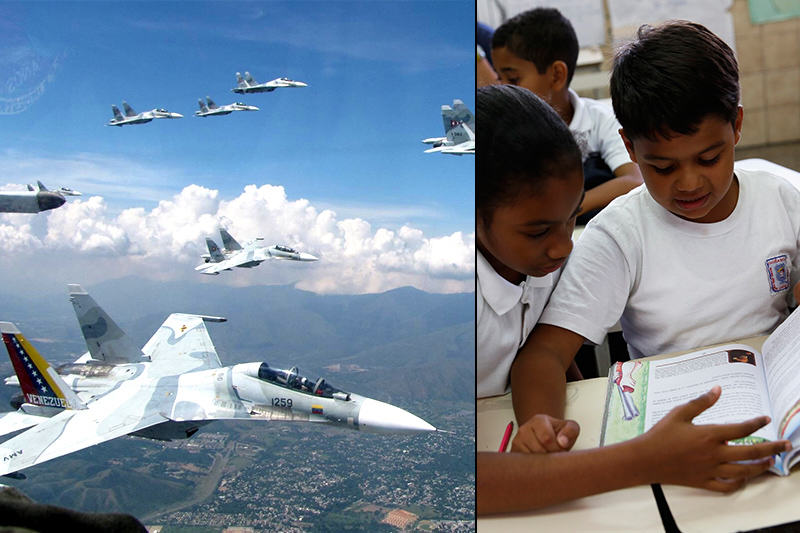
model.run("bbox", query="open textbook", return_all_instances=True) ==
[600,307,800,475]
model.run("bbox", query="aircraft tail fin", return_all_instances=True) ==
[122,101,137,117]
[236,72,248,88]
[244,71,256,85]
[111,105,124,121]
[197,98,209,113]
[440,104,457,135]
[206,96,218,109]
[219,228,242,251]
[67,284,147,364]
[451,99,475,131]
[206,238,225,262]
[447,122,472,145]
[0,322,87,411]
[36,181,47,191]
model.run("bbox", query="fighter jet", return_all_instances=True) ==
[0,285,435,476]
[194,96,259,117]
[107,101,183,126]
[195,228,318,275]
[0,180,81,213]
[422,99,475,156]
[232,71,308,93]
[424,123,474,155]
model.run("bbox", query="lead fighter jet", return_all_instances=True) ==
[0,285,435,477]
[196,228,318,275]
[0,180,81,213]
[232,71,308,93]
[107,101,183,126]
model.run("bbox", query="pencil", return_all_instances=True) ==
[498,421,513,452]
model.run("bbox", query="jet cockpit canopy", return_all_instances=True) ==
[274,245,297,253]
[257,362,350,400]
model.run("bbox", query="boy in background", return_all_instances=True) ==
[492,7,642,223]
[510,20,800,448]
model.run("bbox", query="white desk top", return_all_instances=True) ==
[477,336,800,532]
[477,379,664,532]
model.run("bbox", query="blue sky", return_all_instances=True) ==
[0,1,474,236]
[0,1,475,295]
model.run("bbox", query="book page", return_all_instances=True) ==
[762,307,800,441]
[602,345,775,446]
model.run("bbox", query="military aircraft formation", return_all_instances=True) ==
[0,181,81,213]
[422,99,475,156]
[196,228,318,275]
[0,284,435,477]
[108,71,307,126]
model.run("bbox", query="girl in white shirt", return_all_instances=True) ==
[477,84,583,398]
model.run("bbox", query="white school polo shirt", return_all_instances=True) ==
[568,88,632,173]
[477,250,560,398]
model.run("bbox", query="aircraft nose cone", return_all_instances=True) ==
[299,252,318,262]
[358,398,435,433]
[172,113,183,118]
[37,192,65,212]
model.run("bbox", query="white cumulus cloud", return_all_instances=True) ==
[0,183,474,295]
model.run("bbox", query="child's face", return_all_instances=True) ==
[621,109,743,223]
[477,171,584,284]
[492,46,554,102]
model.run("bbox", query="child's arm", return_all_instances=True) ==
[477,387,791,515]
[510,323,586,438]
[579,162,643,215]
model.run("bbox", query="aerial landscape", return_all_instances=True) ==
[0,1,475,531]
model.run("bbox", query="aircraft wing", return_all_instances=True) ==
[141,314,224,375]
[439,144,475,155]
[196,257,237,274]
[0,410,47,438]
[0,381,169,476]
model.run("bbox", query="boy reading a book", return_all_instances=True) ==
[491,7,643,222]
[510,20,800,450]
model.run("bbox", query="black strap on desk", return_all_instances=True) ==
[651,484,681,533]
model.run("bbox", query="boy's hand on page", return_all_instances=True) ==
[511,414,580,453]
[793,281,800,304]
[639,386,791,492]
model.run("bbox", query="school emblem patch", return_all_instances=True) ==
[766,255,789,293]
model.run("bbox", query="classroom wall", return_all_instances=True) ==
[478,0,800,149]
[733,0,800,148]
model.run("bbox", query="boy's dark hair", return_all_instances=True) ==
[610,20,740,141]
[492,7,579,84]
[477,84,582,226]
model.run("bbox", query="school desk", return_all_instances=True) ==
[477,335,800,532]
[477,378,665,532]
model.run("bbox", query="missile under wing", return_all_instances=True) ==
[0,285,435,476]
